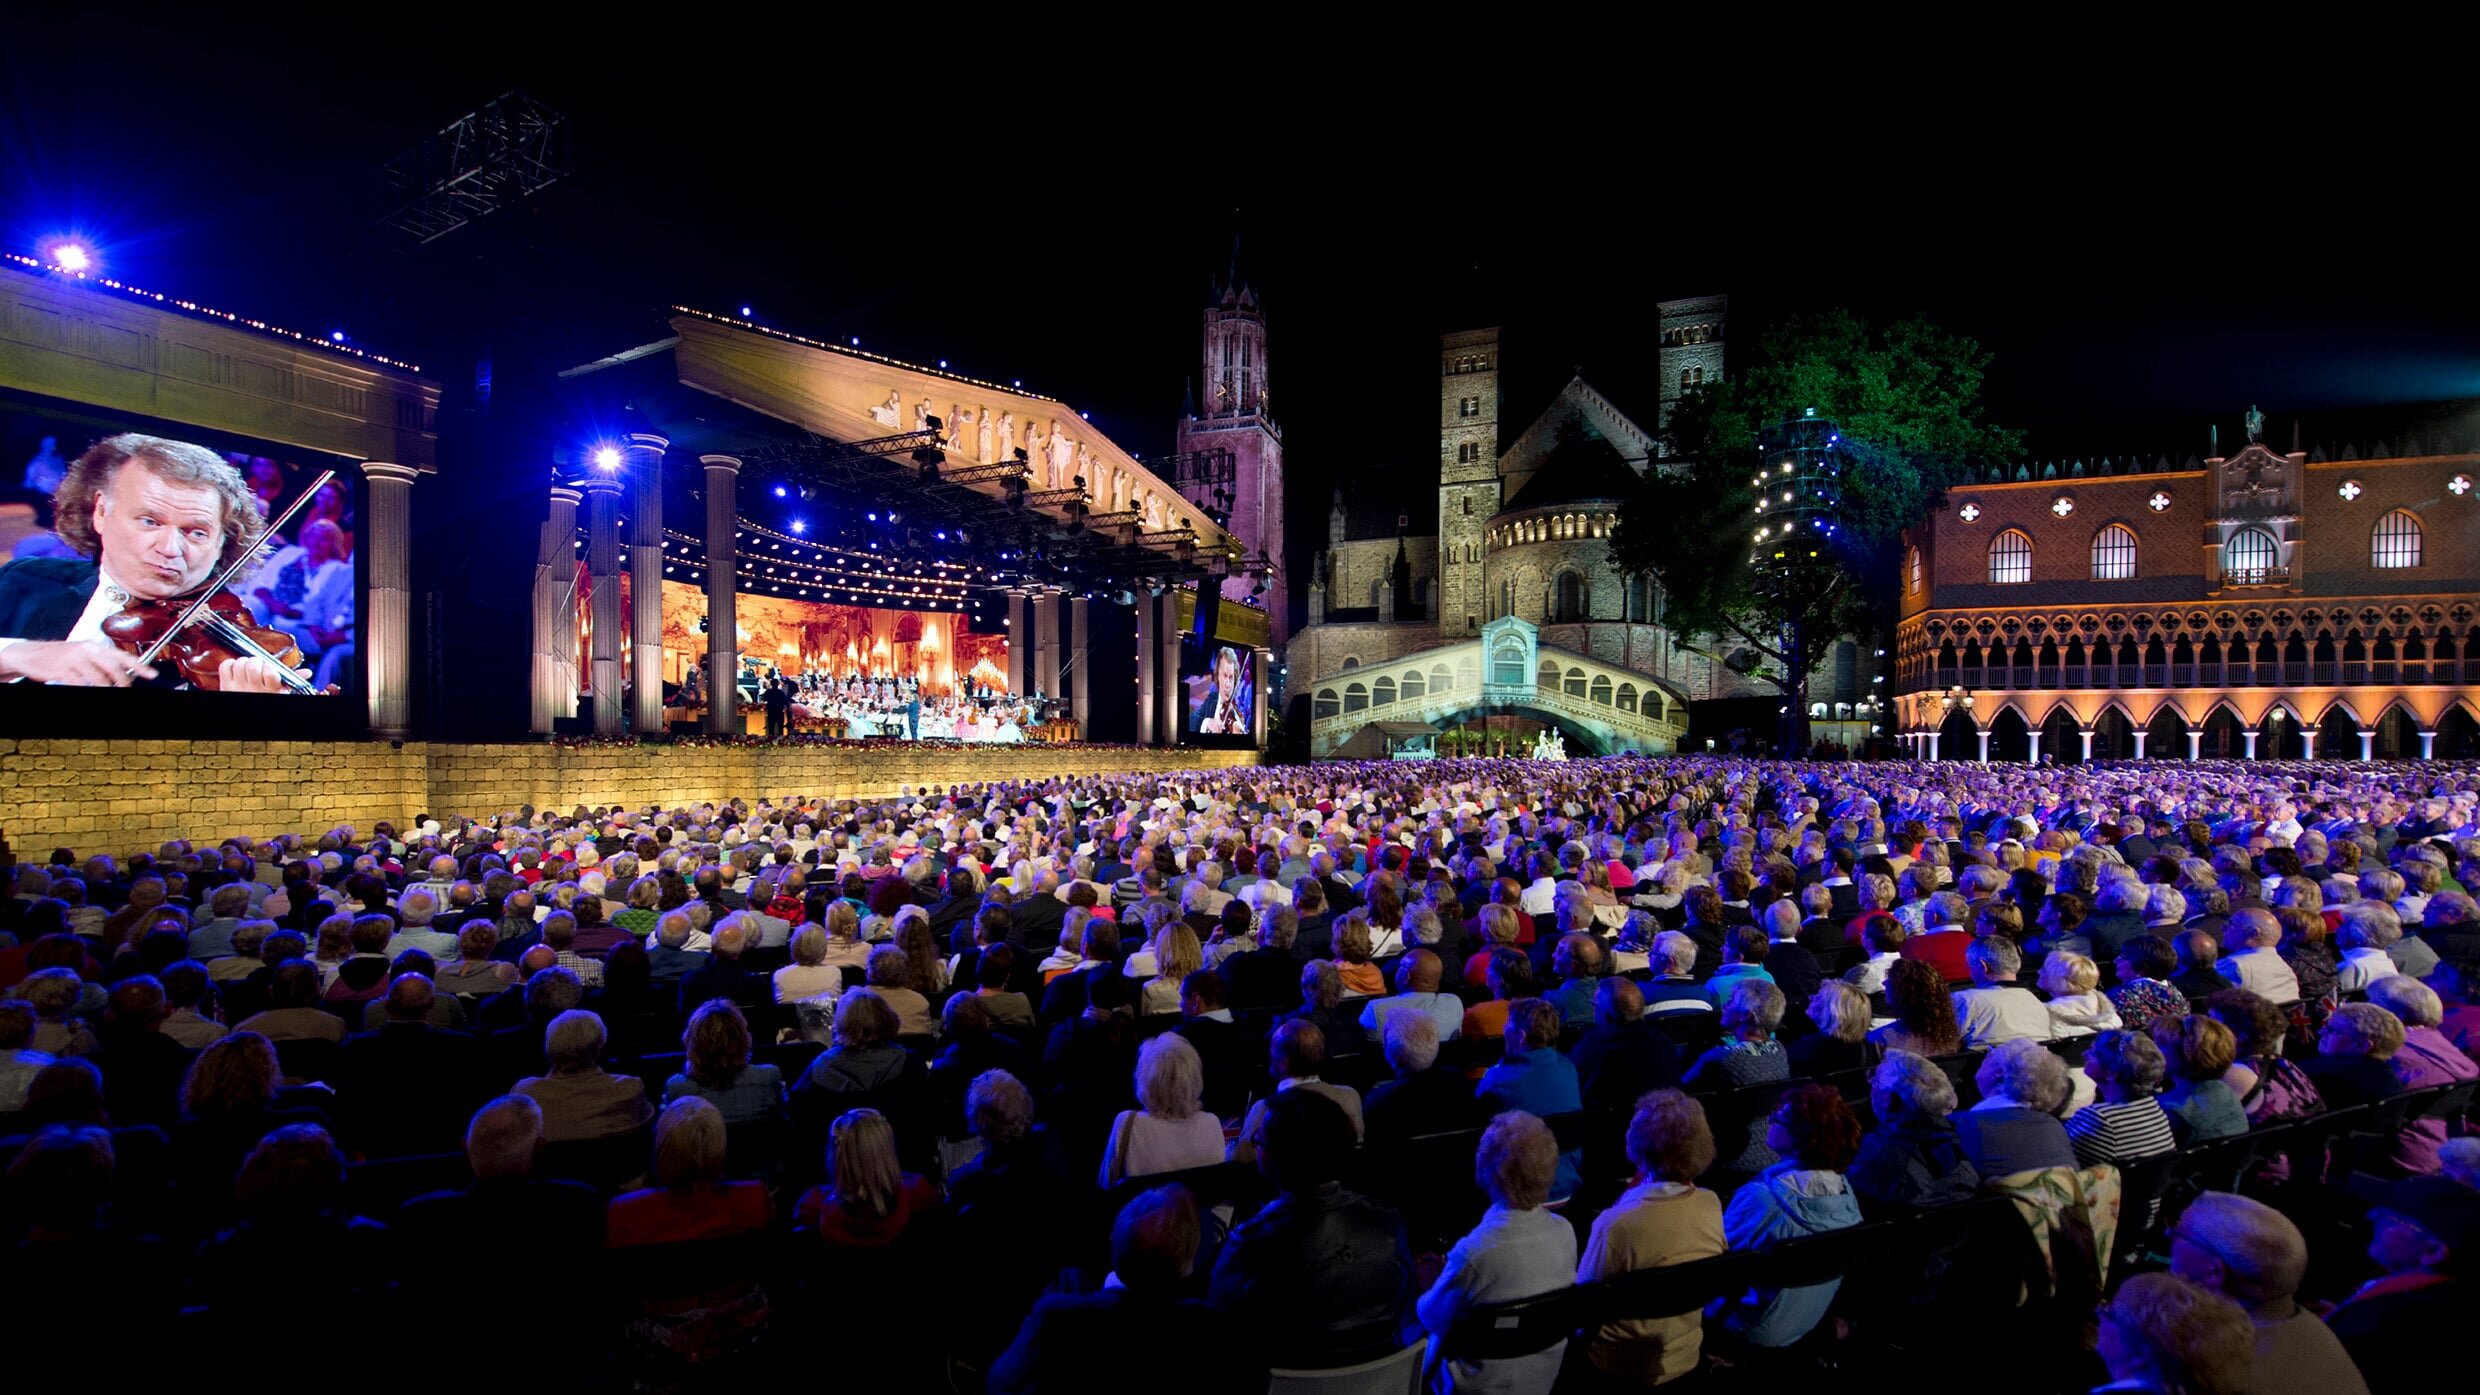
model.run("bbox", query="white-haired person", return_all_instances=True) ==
[2366,976,2480,1176]
[1847,1050,1979,1212]
[2093,1272,2256,1395]
[1788,979,1878,1078]
[2214,908,2302,1007]
[1101,1034,1228,1186]
[1416,1111,1578,1394]
[513,1009,655,1144]
[1683,980,1791,1177]
[2334,902,2405,995]
[2037,951,2123,1037]
[1950,935,2054,1049]
[2064,1029,2178,1172]
[2167,1192,2370,1395]
[1641,930,1716,1017]
[1952,1038,2076,1179]
[605,1097,771,1247]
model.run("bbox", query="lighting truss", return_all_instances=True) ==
[373,91,571,246]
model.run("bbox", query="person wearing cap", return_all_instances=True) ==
[2167,1192,2368,1395]
[2326,1175,2480,1394]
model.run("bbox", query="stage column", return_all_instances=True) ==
[1069,595,1090,731]
[1977,729,1992,763]
[2026,731,2041,764]
[2079,728,2096,763]
[2359,728,2376,762]
[700,454,740,736]
[1253,647,1271,746]
[2242,729,2259,760]
[1005,589,1029,698]
[1926,731,1940,761]
[2187,728,2203,761]
[1136,588,1158,746]
[1157,589,1183,745]
[580,474,625,736]
[625,432,668,735]
[1035,588,1062,704]
[2133,730,2148,759]
[359,461,423,739]
[531,483,581,734]
[2420,729,2437,760]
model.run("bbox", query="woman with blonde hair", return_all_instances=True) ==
[795,1107,941,1249]
[606,1097,771,1247]
[1142,925,1201,1016]
[819,901,871,972]
[1332,911,1387,998]
[1100,1034,1227,1184]
[1465,903,1520,988]
[2038,951,2123,1036]
[1789,980,1879,1076]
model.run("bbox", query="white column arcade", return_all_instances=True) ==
[2079,728,2096,763]
[1069,596,1091,731]
[625,433,668,735]
[2360,729,2377,762]
[1977,729,1992,763]
[530,484,581,735]
[2421,729,2438,760]
[358,461,422,738]
[579,475,625,736]
[2025,730,2042,764]
[2242,729,2259,760]
[1135,589,1159,746]
[2133,730,2149,759]
[1926,731,1941,761]
[2187,728,2203,761]
[699,454,740,736]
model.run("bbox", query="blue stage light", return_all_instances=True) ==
[594,447,621,471]
[48,241,92,272]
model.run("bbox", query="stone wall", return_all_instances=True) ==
[0,740,1259,850]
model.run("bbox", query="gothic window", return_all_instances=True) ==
[1627,574,1653,622]
[1988,529,2033,584]
[1498,579,1514,619]
[2224,526,2278,580]
[1907,546,1922,593]
[1462,494,1471,516]
[2090,523,2138,580]
[2373,510,2423,568]
[1368,580,1381,607]
[1554,571,1585,622]
[1689,366,1704,386]
[1679,370,1691,391]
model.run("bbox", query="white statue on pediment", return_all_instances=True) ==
[1048,421,1076,490]
[1113,467,1131,512]
[948,405,973,451]
[1076,445,1096,493]
[914,398,934,433]
[870,391,903,428]
[1143,491,1165,529]
[997,411,1017,461]
[977,406,995,462]
[1024,421,1047,476]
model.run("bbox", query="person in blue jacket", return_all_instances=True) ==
[1476,998,1582,1201]
[1712,1082,1866,1347]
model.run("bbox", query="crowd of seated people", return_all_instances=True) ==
[2,753,2479,1390]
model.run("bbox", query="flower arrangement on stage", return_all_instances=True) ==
[553,733,1158,752]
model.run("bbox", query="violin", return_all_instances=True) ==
[100,467,339,695]
[101,588,326,693]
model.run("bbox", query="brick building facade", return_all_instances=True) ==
[1892,438,2480,760]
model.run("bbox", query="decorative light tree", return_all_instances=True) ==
[1749,408,1853,758]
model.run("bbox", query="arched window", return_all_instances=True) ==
[1400,669,1425,701]
[1690,366,1704,386]
[1372,676,1396,707]
[1342,682,1368,712]
[1987,529,2033,584]
[1553,571,1585,622]
[1338,656,1359,669]
[1590,675,1614,705]
[1616,682,1638,713]
[1431,664,1452,696]
[1564,667,1588,698]
[1491,646,1523,687]
[2373,509,2423,568]
[2224,526,2278,581]
[1626,574,1653,622]
[2090,523,2137,580]
[1312,688,1339,718]
[1907,547,1922,593]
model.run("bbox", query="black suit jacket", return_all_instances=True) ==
[1219,946,1297,1011]
[1012,895,1070,954]
[332,1023,487,1156]
[1175,1014,1258,1120]
[0,556,96,641]
[1364,1067,1486,1144]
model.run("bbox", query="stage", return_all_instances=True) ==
[0,738,1260,849]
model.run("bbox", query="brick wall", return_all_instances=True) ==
[0,740,1260,850]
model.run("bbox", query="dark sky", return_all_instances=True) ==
[10,26,2480,605]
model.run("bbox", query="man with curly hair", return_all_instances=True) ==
[0,432,296,689]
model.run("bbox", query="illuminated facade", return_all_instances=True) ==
[1892,438,2480,760]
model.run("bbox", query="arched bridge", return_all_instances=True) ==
[1306,617,1688,757]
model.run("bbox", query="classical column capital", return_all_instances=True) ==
[575,474,624,498]
[359,460,427,484]
[548,484,583,507]
[624,432,670,451]
[698,454,742,474]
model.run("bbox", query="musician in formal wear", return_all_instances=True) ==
[1192,645,1250,735]
[0,433,296,690]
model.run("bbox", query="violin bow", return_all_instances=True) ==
[127,467,339,675]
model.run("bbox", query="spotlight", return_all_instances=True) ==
[790,520,807,535]
[773,485,787,498]
[850,336,860,346]
[867,512,878,522]
[330,330,347,343]
[740,305,753,317]
[47,241,92,273]
[594,447,621,471]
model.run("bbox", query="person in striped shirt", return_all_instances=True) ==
[2065,1028,2178,1171]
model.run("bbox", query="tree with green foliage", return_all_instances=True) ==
[1612,310,2022,746]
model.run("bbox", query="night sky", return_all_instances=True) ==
[10,27,2480,604]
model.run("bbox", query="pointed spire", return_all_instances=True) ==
[1182,376,1194,418]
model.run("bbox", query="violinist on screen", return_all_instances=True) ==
[0,433,298,690]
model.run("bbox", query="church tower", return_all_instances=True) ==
[1175,242,1287,642]
[1656,295,1727,456]
[1437,328,1501,637]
